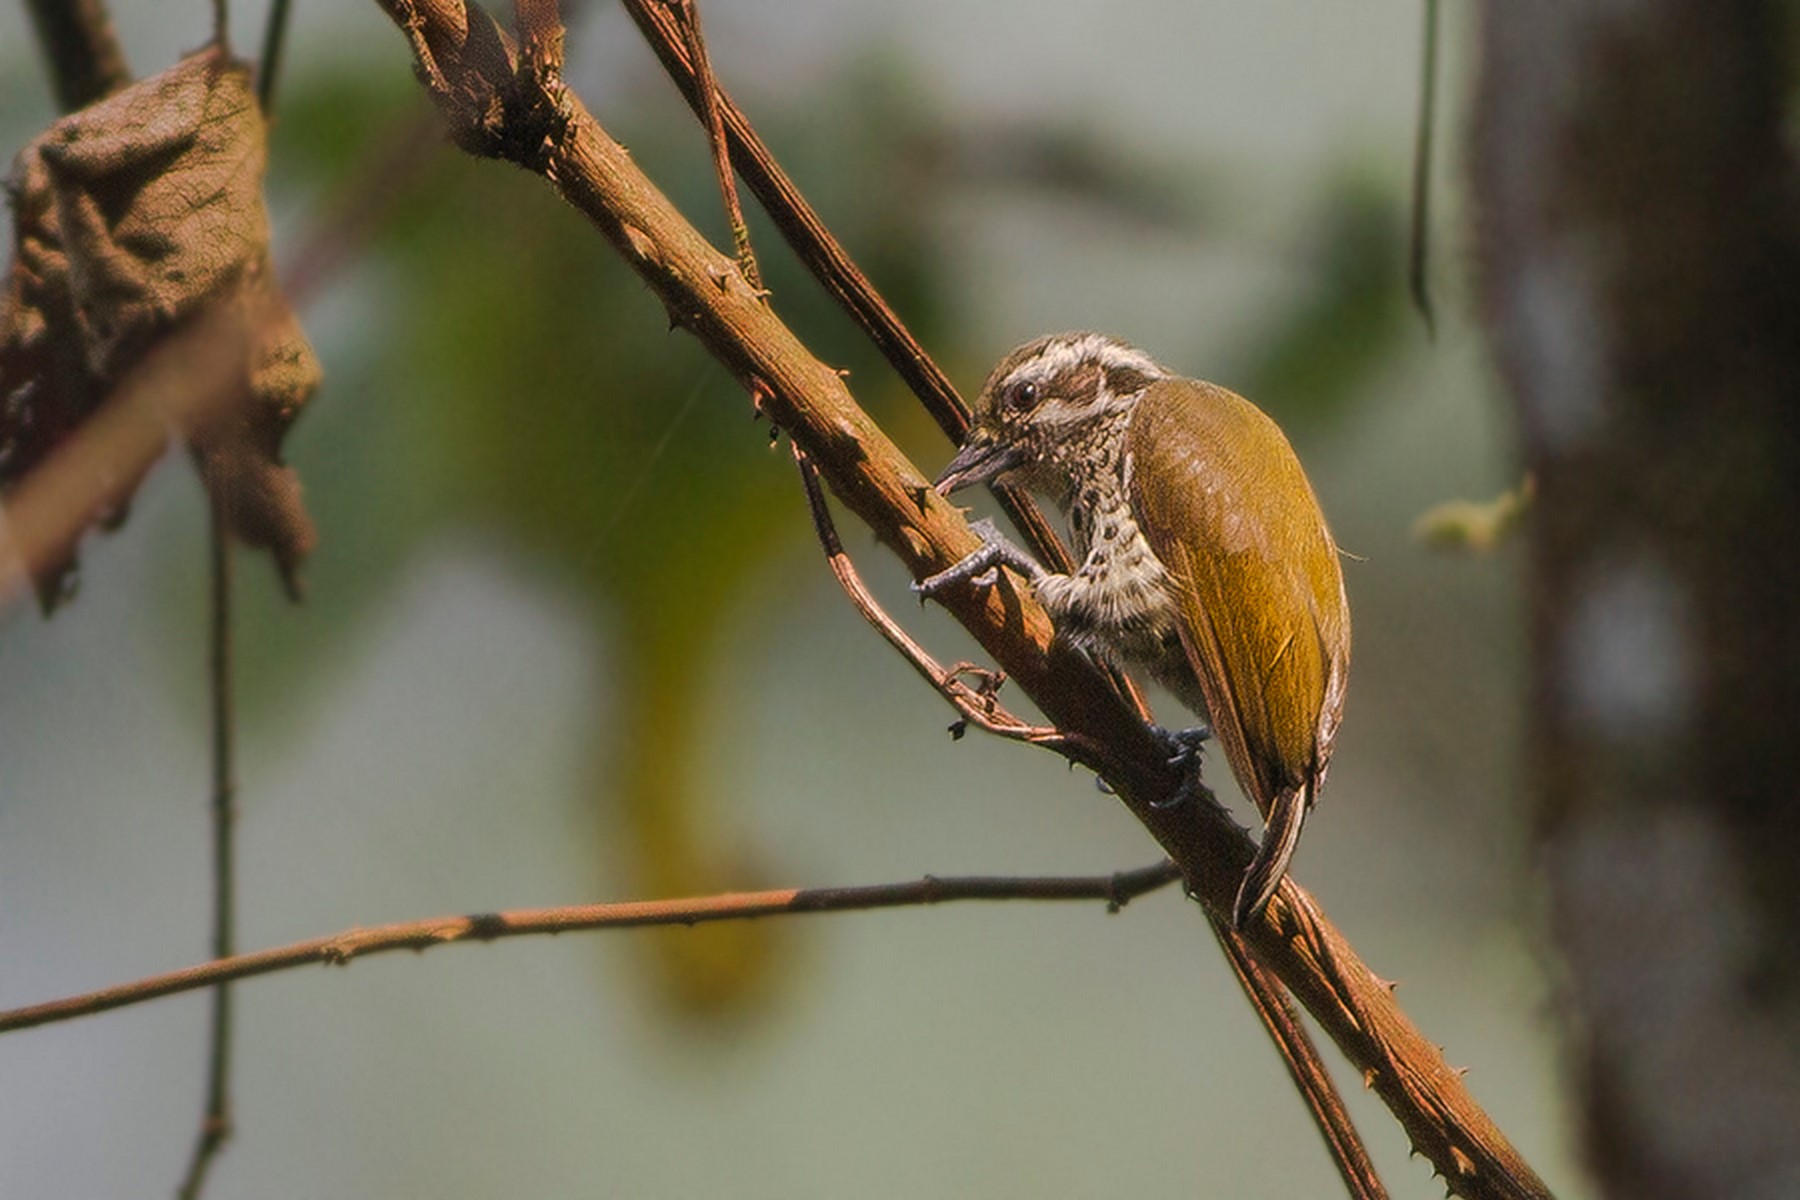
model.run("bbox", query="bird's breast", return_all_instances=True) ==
[1037,490,1193,692]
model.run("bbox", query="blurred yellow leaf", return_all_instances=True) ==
[1414,475,1534,553]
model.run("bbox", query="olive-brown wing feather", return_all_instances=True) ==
[1125,379,1349,818]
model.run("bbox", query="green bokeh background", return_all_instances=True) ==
[0,3,1580,1197]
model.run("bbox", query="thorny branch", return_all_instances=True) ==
[359,3,1550,1196]
[796,443,1387,1200]
[0,865,1183,1034]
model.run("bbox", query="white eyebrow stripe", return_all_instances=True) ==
[1017,334,1168,385]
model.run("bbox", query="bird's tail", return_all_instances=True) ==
[1232,787,1308,929]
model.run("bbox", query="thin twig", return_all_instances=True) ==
[213,0,229,47]
[0,864,1182,1034]
[15,17,248,1194]
[174,499,238,1200]
[792,443,1100,758]
[255,0,293,112]
[184,16,312,1184]
[21,0,131,109]
[1408,0,1440,336]
[1215,922,1388,1200]
[663,0,761,292]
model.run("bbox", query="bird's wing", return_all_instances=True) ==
[1125,378,1350,817]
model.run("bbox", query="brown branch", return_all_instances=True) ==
[363,6,1549,1196]
[21,0,131,110]
[0,865,1182,1034]
[798,442,1388,1198]
[617,0,1074,580]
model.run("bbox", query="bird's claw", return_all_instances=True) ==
[913,518,1042,597]
[1148,723,1211,809]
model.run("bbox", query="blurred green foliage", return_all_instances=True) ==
[949,116,1216,231]
[1231,170,1410,433]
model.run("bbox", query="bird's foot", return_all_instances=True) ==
[1148,723,1212,809]
[914,518,1046,597]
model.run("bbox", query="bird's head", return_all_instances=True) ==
[934,332,1168,496]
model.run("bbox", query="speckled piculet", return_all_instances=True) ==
[920,333,1350,928]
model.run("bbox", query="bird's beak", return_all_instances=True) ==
[933,435,1023,495]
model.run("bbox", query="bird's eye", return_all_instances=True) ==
[1006,380,1040,412]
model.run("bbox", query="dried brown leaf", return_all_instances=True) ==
[0,48,320,611]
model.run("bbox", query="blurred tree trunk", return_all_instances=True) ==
[1473,4,1800,1198]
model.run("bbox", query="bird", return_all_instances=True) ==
[917,332,1350,928]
